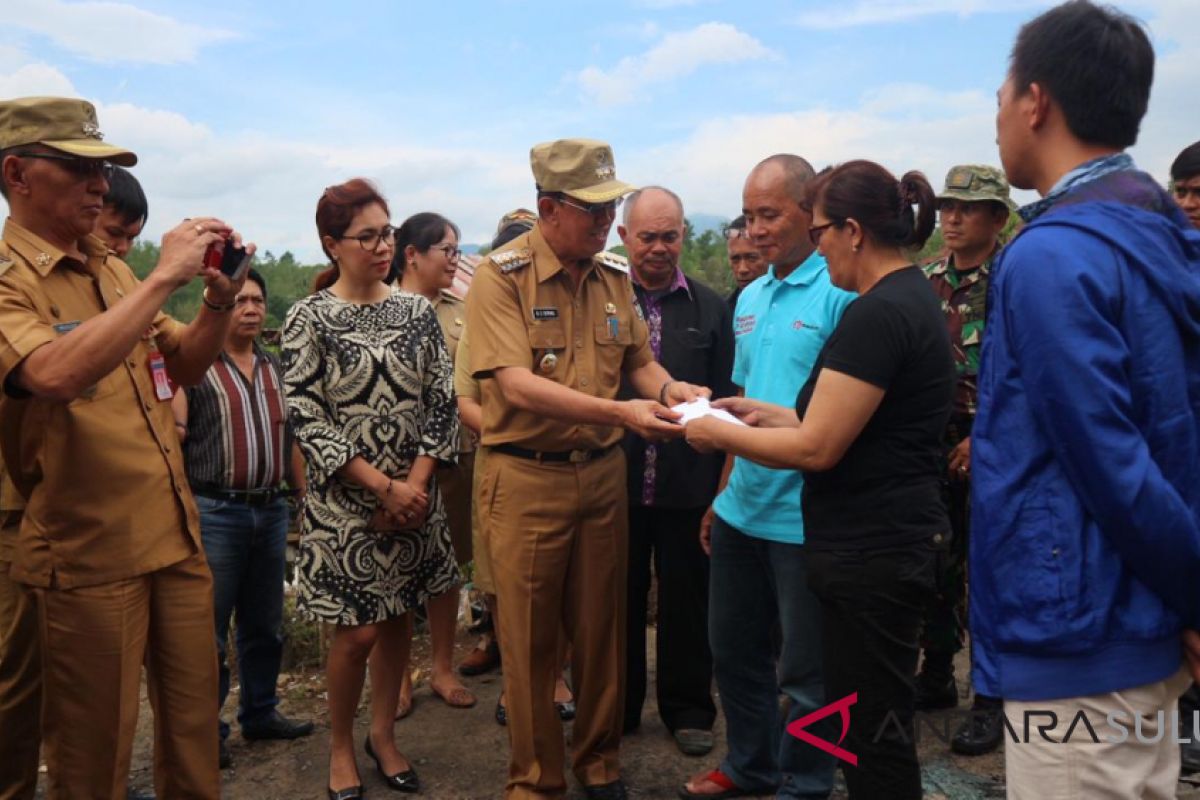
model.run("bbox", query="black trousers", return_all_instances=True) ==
[808,540,938,800]
[623,504,716,733]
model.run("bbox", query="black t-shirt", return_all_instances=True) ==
[794,266,955,550]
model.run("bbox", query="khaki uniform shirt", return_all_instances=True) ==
[466,225,653,451]
[453,327,479,403]
[0,219,199,588]
[431,289,473,454]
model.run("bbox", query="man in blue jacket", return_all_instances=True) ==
[973,1,1200,796]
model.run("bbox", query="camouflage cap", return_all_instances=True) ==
[494,208,537,237]
[0,97,137,166]
[530,138,636,203]
[938,164,1014,210]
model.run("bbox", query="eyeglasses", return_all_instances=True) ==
[808,221,842,246]
[17,152,116,181]
[724,227,750,240]
[340,224,396,251]
[1173,185,1200,202]
[556,195,623,217]
[429,243,462,262]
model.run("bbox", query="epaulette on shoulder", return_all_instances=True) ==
[595,250,629,273]
[490,247,532,274]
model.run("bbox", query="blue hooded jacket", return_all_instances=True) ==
[970,169,1200,701]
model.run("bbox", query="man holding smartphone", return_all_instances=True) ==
[0,96,253,799]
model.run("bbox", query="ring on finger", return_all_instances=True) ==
[194,224,205,235]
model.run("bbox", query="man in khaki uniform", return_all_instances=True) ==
[467,139,708,800]
[0,96,252,800]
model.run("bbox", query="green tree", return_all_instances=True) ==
[124,242,323,326]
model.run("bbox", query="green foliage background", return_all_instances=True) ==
[124,212,1019,324]
[126,243,321,325]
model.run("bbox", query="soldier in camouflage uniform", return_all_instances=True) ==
[916,164,1014,756]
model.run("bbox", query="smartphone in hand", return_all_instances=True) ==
[219,242,251,281]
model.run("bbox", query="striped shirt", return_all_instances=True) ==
[182,345,291,491]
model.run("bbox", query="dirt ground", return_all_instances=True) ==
[38,633,1200,799]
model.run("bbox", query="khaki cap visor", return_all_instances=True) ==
[563,178,636,204]
[43,138,137,167]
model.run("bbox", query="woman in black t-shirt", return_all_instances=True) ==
[685,160,954,800]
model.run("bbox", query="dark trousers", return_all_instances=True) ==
[196,495,289,739]
[709,517,835,799]
[623,505,715,733]
[808,541,937,800]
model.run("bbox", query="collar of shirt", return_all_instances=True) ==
[1019,153,1135,223]
[764,249,828,288]
[219,341,268,370]
[2,218,109,278]
[631,265,691,300]
[945,245,998,286]
[433,287,464,307]
[529,224,600,285]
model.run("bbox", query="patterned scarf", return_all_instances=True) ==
[1018,153,1135,223]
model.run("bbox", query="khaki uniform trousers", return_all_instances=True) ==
[482,447,628,799]
[1004,666,1190,800]
[0,517,39,800]
[36,549,220,800]
[470,447,494,594]
[438,450,476,567]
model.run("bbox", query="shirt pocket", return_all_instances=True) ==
[593,321,633,389]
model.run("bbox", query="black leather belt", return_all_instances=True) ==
[191,483,290,507]
[492,443,616,464]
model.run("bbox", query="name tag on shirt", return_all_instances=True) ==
[148,352,173,401]
[533,307,559,320]
[53,320,81,335]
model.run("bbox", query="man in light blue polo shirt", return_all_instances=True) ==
[682,155,853,800]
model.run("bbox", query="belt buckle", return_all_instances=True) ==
[568,449,590,463]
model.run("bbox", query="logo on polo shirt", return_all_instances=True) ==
[734,314,756,336]
[792,319,820,331]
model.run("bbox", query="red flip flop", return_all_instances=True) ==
[677,769,753,799]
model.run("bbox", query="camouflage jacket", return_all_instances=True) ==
[922,247,999,418]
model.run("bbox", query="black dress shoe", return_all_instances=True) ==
[365,736,420,793]
[327,786,364,800]
[218,739,232,769]
[1181,738,1200,775]
[242,710,315,741]
[495,698,508,727]
[951,697,1005,756]
[556,700,576,721]
[584,779,629,799]
[127,788,156,800]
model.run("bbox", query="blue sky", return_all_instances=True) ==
[1,0,1196,261]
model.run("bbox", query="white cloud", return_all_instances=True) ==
[623,90,1025,219]
[576,22,777,106]
[794,0,1049,29]
[0,0,237,64]
[0,62,78,98]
